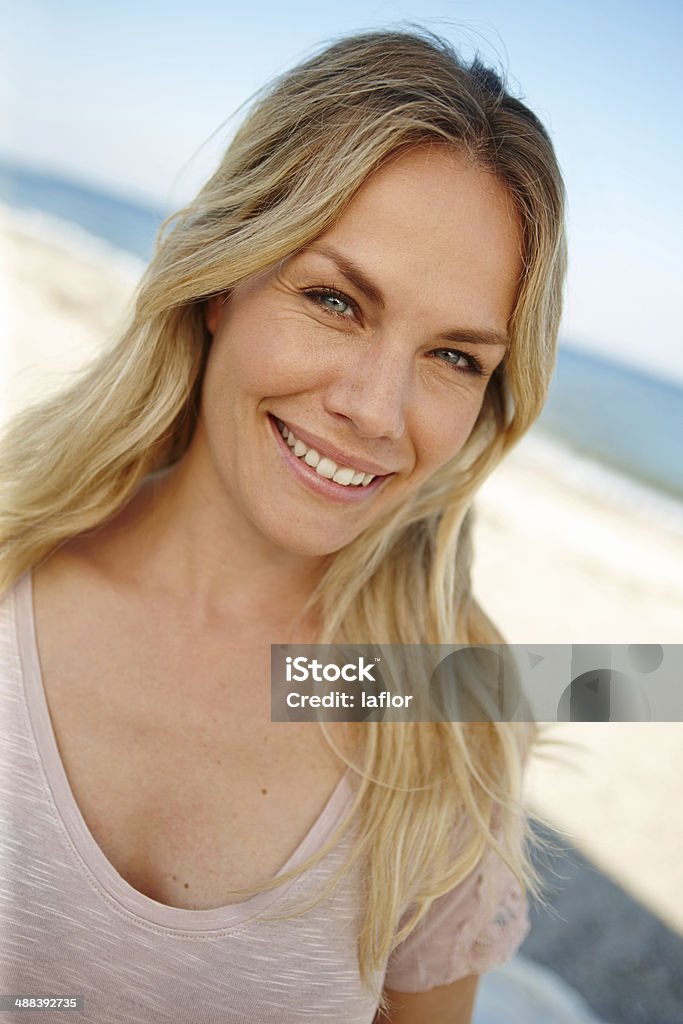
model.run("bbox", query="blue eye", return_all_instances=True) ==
[431,348,486,376]
[304,287,356,319]
[321,293,351,315]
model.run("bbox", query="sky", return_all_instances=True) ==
[2,0,683,383]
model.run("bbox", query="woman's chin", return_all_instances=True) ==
[261,519,361,560]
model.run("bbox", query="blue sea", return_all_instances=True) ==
[2,159,682,514]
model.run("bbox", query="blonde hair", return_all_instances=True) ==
[0,28,567,994]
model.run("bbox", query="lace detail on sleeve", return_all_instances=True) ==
[454,855,531,977]
[383,833,531,993]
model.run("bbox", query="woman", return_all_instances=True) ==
[0,28,566,1024]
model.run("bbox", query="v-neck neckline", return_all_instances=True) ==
[14,570,353,933]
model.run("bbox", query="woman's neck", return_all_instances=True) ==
[76,450,327,638]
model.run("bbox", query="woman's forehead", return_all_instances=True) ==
[326,146,519,251]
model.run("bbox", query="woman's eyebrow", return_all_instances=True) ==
[299,243,509,350]
[302,244,386,310]
[437,327,510,350]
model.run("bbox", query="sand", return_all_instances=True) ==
[2,204,682,934]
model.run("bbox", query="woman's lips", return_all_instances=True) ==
[268,414,390,505]
[273,416,393,478]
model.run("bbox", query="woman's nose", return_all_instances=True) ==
[322,341,410,441]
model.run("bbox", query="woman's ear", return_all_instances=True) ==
[204,294,229,338]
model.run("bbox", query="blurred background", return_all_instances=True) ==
[2,2,682,1021]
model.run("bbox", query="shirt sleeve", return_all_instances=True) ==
[383,820,531,993]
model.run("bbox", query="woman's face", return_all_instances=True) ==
[197,146,522,557]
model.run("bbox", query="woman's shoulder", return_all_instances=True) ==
[32,542,103,626]
[32,477,156,613]
[0,569,23,662]
[30,537,139,705]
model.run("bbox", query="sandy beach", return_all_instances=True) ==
[3,204,683,938]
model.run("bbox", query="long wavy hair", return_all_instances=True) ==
[0,28,567,993]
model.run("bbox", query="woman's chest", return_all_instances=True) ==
[65,730,343,911]
[32,578,349,911]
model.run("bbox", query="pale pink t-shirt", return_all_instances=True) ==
[0,574,530,1022]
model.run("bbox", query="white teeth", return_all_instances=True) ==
[275,419,377,487]
[316,457,337,480]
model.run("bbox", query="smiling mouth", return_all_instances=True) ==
[273,417,381,488]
